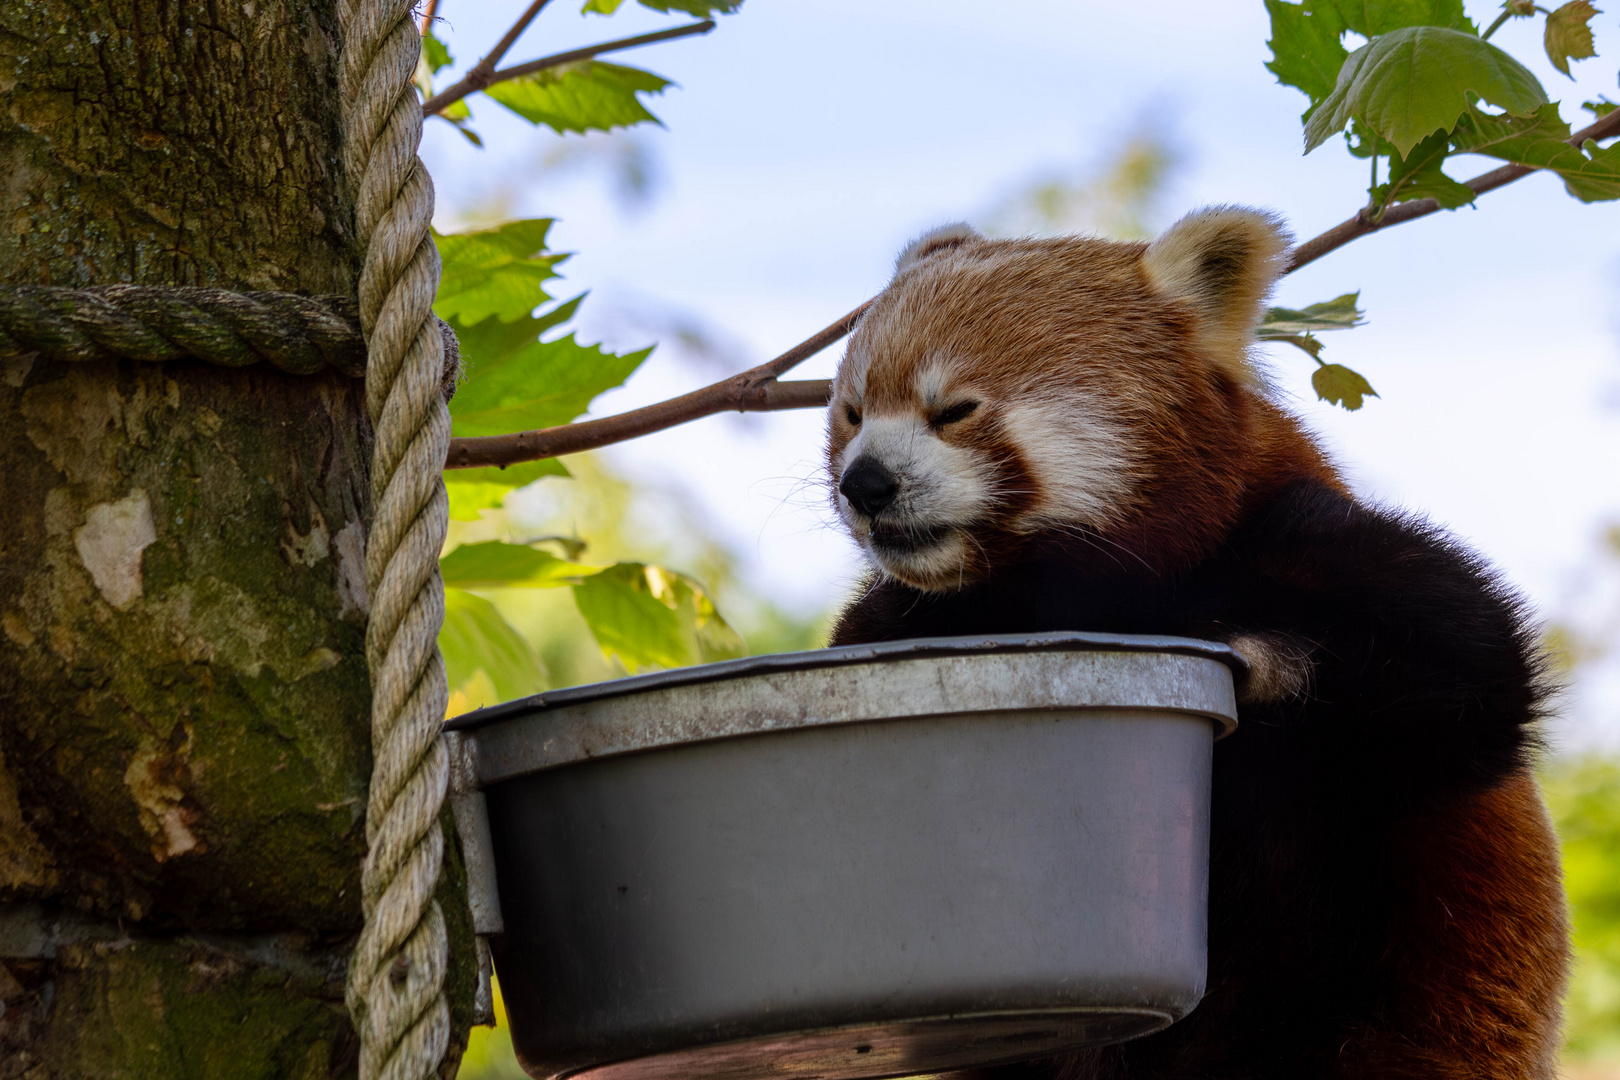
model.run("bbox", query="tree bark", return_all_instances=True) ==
[0,2,472,1076]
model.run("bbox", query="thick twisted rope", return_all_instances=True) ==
[339,1,453,1078]
[0,286,463,399]
[0,287,368,375]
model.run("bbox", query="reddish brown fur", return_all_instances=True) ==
[831,214,1569,1078]
[828,233,1346,581]
[1332,769,1571,1079]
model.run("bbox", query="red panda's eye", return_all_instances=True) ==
[845,405,861,426]
[931,400,979,428]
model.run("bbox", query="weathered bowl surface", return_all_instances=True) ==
[449,632,1240,1080]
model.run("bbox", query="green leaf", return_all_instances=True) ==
[573,563,744,672]
[1379,129,1477,207]
[1334,0,1473,36]
[440,589,547,702]
[1452,103,1620,201]
[1259,292,1367,335]
[1312,363,1380,410]
[449,333,650,438]
[485,61,671,136]
[629,0,743,14]
[1585,98,1619,118]
[445,459,569,522]
[434,220,565,325]
[1304,26,1548,155]
[423,29,453,75]
[1544,1,1600,77]
[440,540,596,589]
[573,563,688,669]
[1266,0,1350,112]
[585,0,741,12]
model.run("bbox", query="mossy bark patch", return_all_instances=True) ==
[0,0,473,1073]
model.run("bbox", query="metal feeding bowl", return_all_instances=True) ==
[445,632,1241,1080]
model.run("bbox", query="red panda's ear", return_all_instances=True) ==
[894,223,982,277]
[1141,207,1291,383]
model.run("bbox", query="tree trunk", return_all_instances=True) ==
[0,2,472,1076]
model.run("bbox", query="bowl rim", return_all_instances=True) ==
[445,630,1246,734]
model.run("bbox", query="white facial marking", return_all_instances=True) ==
[1002,395,1138,531]
[914,358,951,406]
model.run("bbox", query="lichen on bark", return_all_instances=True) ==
[0,1,473,1075]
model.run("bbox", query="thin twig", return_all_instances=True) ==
[418,0,442,37]
[441,105,1620,471]
[423,20,714,117]
[1288,107,1620,272]
[444,305,866,469]
[421,0,551,115]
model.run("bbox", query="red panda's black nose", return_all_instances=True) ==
[839,457,899,518]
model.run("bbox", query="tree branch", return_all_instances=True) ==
[422,21,715,117]
[1287,107,1620,272]
[444,304,866,469]
[418,0,442,37]
[441,105,1620,471]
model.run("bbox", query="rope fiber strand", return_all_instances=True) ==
[339,1,454,1077]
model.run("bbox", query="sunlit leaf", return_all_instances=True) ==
[423,29,453,75]
[1311,363,1379,410]
[445,460,569,521]
[1452,103,1620,202]
[486,61,670,136]
[585,0,742,11]
[434,220,564,325]
[1544,1,1600,77]
[1334,0,1473,35]
[441,541,597,589]
[449,333,650,438]
[1379,129,1477,207]
[1304,26,1547,155]
[1259,292,1366,335]
[631,0,743,14]
[573,562,744,671]
[573,563,688,669]
[1266,0,1350,113]
[441,589,547,702]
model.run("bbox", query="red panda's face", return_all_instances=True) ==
[827,211,1296,592]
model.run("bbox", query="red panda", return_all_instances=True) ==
[825,210,1570,1080]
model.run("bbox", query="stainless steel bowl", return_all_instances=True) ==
[446,632,1240,1080]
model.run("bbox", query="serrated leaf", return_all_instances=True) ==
[1266,0,1350,111]
[434,220,564,325]
[1453,102,1620,201]
[1380,129,1477,207]
[449,333,650,438]
[485,61,670,136]
[1585,98,1619,117]
[1260,292,1367,334]
[1304,26,1547,155]
[1312,363,1379,410]
[573,563,743,671]
[582,0,626,10]
[1335,0,1473,35]
[1545,1,1600,77]
[441,540,598,589]
[631,0,743,14]
[423,29,453,75]
[441,589,547,702]
[444,459,569,521]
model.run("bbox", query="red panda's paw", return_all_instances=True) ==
[1225,632,1314,705]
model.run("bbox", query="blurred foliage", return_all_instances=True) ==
[1544,756,1620,1065]
[980,127,1183,240]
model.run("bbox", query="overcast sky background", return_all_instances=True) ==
[420,1,1620,750]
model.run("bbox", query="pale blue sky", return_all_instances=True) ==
[422,1,1620,746]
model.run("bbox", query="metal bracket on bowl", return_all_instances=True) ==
[445,730,503,1026]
